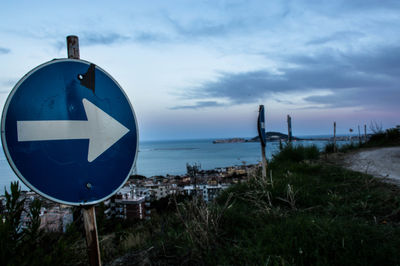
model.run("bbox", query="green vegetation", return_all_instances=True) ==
[274,143,319,162]
[143,145,400,265]
[210,161,400,265]
[364,127,400,147]
[324,126,400,154]
[338,142,360,153]
[2,143,400,265]
[324,142,336,153]
[0,182,89,265]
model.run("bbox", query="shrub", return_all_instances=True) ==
[0,182,25,264]
[368,132,386,144]
[324,143,336,153]
[305,144,320,159]
[206,163,400,265]
[365,127,400,147]
[0,182,88,265]
[338,142,359,153]
[386,128,400,142]
[272,144,319,163]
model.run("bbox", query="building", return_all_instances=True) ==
[183,184,228,202]
[144,183,171,201]
[106,186,150,221]
[39,206,73,233]
[114,196,146,221]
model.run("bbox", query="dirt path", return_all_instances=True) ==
[343,147,400,183]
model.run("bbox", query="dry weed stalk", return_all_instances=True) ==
[241,173,274,215]
[277,184,298,210]
[174,193,233,252]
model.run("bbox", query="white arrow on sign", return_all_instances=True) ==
[17,98,130,162]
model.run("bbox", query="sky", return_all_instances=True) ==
[0,0,399,140]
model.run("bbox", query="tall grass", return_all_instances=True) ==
[338,142,360,153]
[273,144,319,163]
[144,143,400,264]
[212,161,400,265]
[365,127,400,147]
[174,143,400,265]
[324,142,336,153]
[8,140,400,265]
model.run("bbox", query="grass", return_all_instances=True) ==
[207,149,400,265]
[116,144,400,265]
[324,142,335,153]
[338,142,360,153]
[323,127,400,154]
[273,143,320,162]
[364,128,400,147]
[4,144,400,265]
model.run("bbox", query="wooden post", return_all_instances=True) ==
[364,124,367,142]
[261,144,267,179]
[67,35,80,59]
[333,121,337,152]
[287,115,292,143]
[258,105,267,180]
[67,35,102,266]
[82,207,102,266]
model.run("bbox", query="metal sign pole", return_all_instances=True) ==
[67,35,102,266]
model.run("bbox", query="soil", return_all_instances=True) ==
[341,147,400,184]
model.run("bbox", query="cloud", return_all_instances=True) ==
[52,32,130,50]
[184,70,292,104]
[82,31,169,45]
[306,31,365,45]
[169,101,225,110]
[133,32,169,43]
[177,45,400,111]
[0,79,16,95]
[338,0,400,11]
[1,79,17,87]
[296,0,400,16]
[0,47,10,54]
[304,86,399,110]
[51,30,169,51]
[165,15,246,39]
[80,32,129,46]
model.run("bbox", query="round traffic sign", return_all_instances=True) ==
[1,59,138,205]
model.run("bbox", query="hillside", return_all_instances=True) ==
[4,129,400,265]
[106,144,400,265]
[250,131,301,142]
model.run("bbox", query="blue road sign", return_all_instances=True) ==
[258,105,266,147]
[1,59,138,206]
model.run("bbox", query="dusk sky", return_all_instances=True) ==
[0,0,399,140]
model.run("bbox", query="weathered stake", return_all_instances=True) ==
[67,35,102,266]
[287,115,292,143]
[261,143,267,179]
[364,124,367,142]
[333,121,337,152]
[67,35,80,59]
[82,207,102,266]
[258,105,267,179]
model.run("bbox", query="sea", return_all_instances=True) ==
[0,136,349,194]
